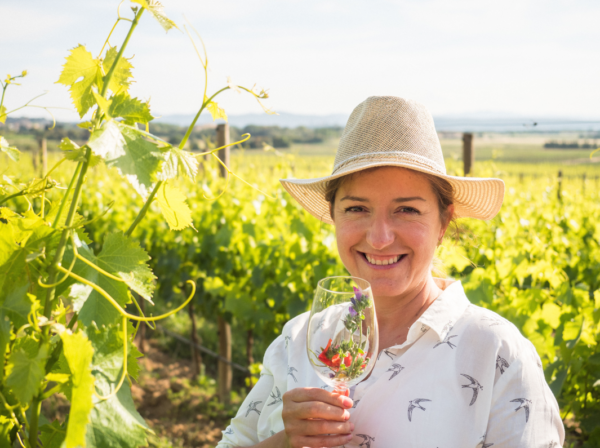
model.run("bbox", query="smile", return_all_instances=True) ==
[360,252,406,266]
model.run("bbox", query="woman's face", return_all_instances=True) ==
[332,167,451,299]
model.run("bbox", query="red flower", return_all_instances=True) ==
[344,355,352,367]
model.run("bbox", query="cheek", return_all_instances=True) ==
[401,222,440,256]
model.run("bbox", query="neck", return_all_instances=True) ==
[374,275,442,348]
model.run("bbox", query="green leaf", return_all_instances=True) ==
[56,44,102,117]
[92,232,156,303]
[103,46,134,95]
[1,280,35,328]
[0,105,6,124]
[0,136,20,162]
[5,336,48,405]
[160,146,199,180]
[89,122,165,198]
[205,96,228,122]
[85,382,148,448]
[61,331,95,448]
[59,137,101,166]
[66,234,155,326]
[131,0,178,32]
[39,421,67,448]
[156,182,193,231]
[108,93,154,125]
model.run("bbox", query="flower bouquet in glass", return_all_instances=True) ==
[307,276,378,394]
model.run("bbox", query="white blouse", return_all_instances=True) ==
[216,279,565,448]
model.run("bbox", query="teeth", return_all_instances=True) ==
[365,254,401,265]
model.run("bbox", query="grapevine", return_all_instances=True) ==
[0,1,274,447]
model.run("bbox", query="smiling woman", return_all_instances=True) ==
[217,96,565,448]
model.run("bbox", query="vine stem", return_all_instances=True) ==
[100,8,144,97]
[178,87,229,150]
[124,181,162,237]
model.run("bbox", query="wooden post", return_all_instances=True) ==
[216,122,232,403]
[247,329,255,387]
[217,315,232,404]
[557,170,562,201]
[216,124,230,178]
[39,138,47,177]
[462,133,474,176]
[188,298,202,380]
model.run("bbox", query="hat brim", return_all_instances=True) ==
[280,160,505,224]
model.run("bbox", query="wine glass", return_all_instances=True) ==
[307,276,378,394]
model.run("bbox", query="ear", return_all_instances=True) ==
[438,204,455,242]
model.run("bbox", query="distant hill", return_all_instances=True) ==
[157,111,600,132]
[156,112,349,128]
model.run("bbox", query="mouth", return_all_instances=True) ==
[359,252,407,266]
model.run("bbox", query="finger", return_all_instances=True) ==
[284,387,353,409]
[302,419,354,436]
[294,433,354,448]
[294,401,352,421]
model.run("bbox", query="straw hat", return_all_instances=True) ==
[280,96,504,224]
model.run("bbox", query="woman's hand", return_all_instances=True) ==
[281,387,354,448]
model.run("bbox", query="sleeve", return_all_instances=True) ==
[216,335,284,448]
[484,341,565,448]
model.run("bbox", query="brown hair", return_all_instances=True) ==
[324,167,456,228]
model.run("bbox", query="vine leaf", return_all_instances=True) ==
[160,146,199,180]
[108,93,154,125]
[5,336,48,405]
[102,46,134,95]
[132,0,178,32]
[61,330,95,448]
[156,182,193,231]
[56,44,102,117]
[89,121,165,199]
[85,322,146,446]
[66,233,156,326]
[0,416,15,446]
[39,421,67,448]
[85,382,148,448]
[59,137,101,166]
[205,96,228,122]
[0,136,20,162]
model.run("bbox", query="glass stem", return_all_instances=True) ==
[334,384,349,396]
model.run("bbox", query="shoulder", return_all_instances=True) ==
[457,303,543,372]
[282,310,311,340]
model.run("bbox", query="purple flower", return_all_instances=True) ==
[329,372,335,378]
[349,306,358,317]
[353,286,363,302]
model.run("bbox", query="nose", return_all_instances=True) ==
[366,214,395,250]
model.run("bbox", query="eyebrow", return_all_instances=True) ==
[339,196,426,203]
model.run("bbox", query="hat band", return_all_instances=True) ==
[332,151,447,176]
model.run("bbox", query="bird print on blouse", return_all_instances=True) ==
[461,374,483,406]
[496,355,510,374]
[356,434,375,448]
[245,401,262,417]
[478,433,493,447]
[268,387,282,406]
[433,334,458,349]
[511,398,532,423]
[440,320,454,336]
[270,430,276,437]
[377,349,395,361]
[284,336,291,348]
[316,316,326,331]
[287,366,298,382]
[386,364,404,380]
[224,427,234,435]
[420,324,429,333]
[407,398,431,421]
[352,399,360,408]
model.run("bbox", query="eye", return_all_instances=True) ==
[344,206,365,213]
[398,206,420,214]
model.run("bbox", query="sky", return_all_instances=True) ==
[1,0,600,123]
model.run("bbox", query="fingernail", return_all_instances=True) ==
[343,410,350,420]
[350,423,355,431]
[342,397,353,408]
